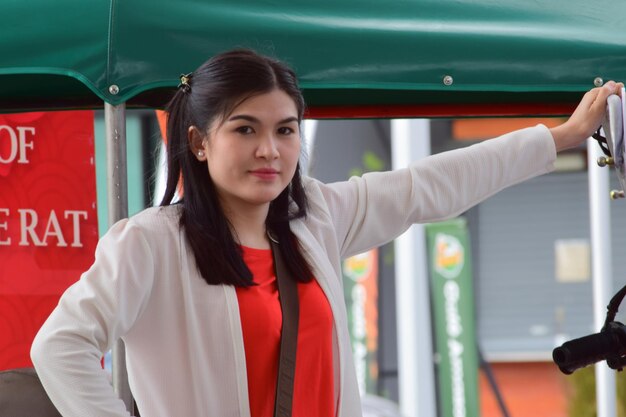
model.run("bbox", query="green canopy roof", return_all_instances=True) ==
[2,0,626,116]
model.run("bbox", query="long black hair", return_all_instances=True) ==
[161,49,313,286]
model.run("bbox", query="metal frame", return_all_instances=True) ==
[587,138,617,417]
[391,119,437,417]
[104,102,134,414]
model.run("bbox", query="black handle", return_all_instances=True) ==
[553,331,620,375]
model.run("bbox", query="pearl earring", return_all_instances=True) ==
[197,150,205,157]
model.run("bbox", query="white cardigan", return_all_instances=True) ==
[31,125,556,417]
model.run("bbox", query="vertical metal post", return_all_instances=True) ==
[105,102,134,414]
[587,137,617,417]
[391,119,437,417]
[301,119,318,175]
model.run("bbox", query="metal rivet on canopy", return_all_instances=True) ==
[594,77,604,87]
[443,75,454,86]
[109,84,120,95]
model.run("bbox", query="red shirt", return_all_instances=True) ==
[236,246,335,417]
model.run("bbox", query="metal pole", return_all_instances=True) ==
[391,119,437,417]
[301,119,318,175]
[105,102,134,414]
[587,137,617,417]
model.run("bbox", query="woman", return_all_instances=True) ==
[31,49,622,417]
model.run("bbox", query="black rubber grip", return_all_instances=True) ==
[553,331,617,374]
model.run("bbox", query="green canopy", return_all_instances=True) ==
[2,0,626,116]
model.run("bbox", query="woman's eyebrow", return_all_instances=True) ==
[278,117,299,124]
[227,114,259,123]
[227,115,298,124]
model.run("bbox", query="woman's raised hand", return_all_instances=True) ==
[550,81,624,152]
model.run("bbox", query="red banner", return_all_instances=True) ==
[0,111,98,370]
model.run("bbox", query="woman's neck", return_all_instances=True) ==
[223,204,271,250]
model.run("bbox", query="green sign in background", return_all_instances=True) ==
[342,251,378,395]
[427,219,479,417]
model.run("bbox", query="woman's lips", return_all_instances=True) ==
[250,168,279,179]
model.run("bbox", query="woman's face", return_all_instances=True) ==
[195,89,301,214]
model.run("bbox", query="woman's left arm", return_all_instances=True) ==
[317,81,623,258]
[318,124,556,258]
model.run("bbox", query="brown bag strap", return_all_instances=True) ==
[269,236,299,417]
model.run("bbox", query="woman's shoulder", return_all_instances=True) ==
[300,176,328,212]
[125,204,182,237]
[95,205,184,258]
